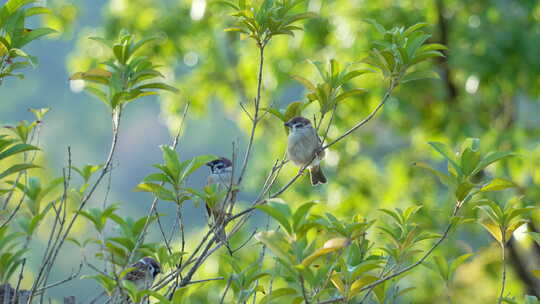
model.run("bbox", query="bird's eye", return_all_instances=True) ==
[216,164,224,169]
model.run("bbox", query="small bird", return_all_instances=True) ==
[206,157,234,249]
[124,257,161,290]
[285,116,327,185]
[206,157,233,192]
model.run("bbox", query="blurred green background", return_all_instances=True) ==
[2,0,540,303]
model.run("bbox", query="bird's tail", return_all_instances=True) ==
[212,213,233,255]
[309,165,327,186]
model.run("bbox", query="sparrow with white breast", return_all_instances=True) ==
[285,116,327,185]
[124,257,161,290]
[205,157,234,247]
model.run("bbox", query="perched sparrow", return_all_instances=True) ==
[285,116,327,185]
[124,257,161,290]
[206,157,233,191]
[205,157,234,246]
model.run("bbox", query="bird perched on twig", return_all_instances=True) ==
[206,157,234,251]
[124,257,161,291]
[285,116,327,185]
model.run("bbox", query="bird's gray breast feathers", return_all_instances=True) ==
[287,127,322,166]
[207,171,232,189]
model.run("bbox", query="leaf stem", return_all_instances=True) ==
[498,235,507,304]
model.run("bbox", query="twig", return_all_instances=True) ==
[34,261,83,295]
[498,234,507,304]
[236,45,265,185]
[14,259,26,302]
[184,277,224,286]
[219,277,233,304]
[323,82,395,150]
[29,108,121,302]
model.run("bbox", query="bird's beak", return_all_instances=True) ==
[284,122,291,128]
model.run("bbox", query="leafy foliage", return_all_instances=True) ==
[221,0,317,47]
[363,20,446,85]
[70,33,178,110]
[0,0,56,82]
[0,227,26,283]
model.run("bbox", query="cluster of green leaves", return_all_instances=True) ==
[423,253,473,287]
[0,110,49,280]
[11,177,62,237]
[70,33,178,110]
[379,206,439,264]
[477,199,534,246]
[416,138,517,205]
[253,200,381,303]
[0,134,38,183]
[220,256,270,302]
[135,145,214,205]
[0,0,55,82]
[0,227,26,283]
[267,59,371,131]
[363,20,446,85]
[220,0,317,47]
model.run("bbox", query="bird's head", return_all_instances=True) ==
[206,157,233,174]
[284,116,312,133]
[140,257,161,278]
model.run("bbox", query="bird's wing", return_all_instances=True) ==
[314,129,326,158]
[124,261,147,282]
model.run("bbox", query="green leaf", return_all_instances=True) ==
[129,36,160,59]
[480,178,517,192]
[0,143,39,161]
[135,82,179,93]
[479,220,502,244]
[412,161,455,186]
[350,275,378,295]
[284,101,305,122]
[259,288,298,304]
[224,27,249,34]
[292,202,316,232]
[257,200,292,234]
[216,1,240,10]
[160,145,181,180]
[401,70,440,83]
[342,68,374,82]
[334,88,367,103]
[263,107,286,122]
[428,142,462,176]
[292,75,316,92]
[364,19,386,34]
[448,253,473,280]
[404,22,428,36]
[301,237,349,267]
[135,182,176,201]
[18,27,57,48]
[255,230,293,262]
[474,151,516,174]
[419,43,448,52]
[25,6,52,17]
[0,164,39,180]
